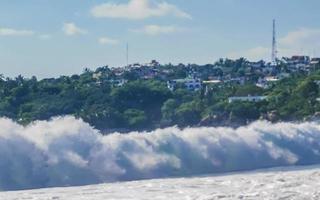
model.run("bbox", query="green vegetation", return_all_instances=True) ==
[0,66,320,133]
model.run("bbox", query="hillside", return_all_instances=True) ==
[0,62,320,132]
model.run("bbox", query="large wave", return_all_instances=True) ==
[1,117,320,191]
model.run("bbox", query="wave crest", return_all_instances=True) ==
[1,117,320,190]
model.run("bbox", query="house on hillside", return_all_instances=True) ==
[109,79,127,87]
[283,56,311,72]
[224,77,246,85]
[112,67,125,76]
[310,58,320,70]
[256,76,280,89]
[146,60,160,67]
[203,80,223,95]
[167,78,202,91]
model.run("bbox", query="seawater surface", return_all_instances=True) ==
[1,165,320,199]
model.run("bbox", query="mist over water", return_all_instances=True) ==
[1,117,320,191]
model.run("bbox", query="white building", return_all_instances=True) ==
[311,58,320,63]
[167,78,202,91]
[228,96,268,103]
[256,76,280,89]
[311,58,320,67]
[109,79,127,87]
[202,80,222,84]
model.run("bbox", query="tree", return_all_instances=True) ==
[161,99,178,124]
[227,102,260,121]
[175,102,201,126]
[123,109,147,129]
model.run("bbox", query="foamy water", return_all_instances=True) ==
[1,116,320,190]
[1,166,320,200]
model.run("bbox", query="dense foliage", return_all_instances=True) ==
[0,65,320,133]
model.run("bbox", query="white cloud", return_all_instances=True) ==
[132,25,180,36]
[98,37,119,45]
[279,28,320,47]
[0,28,34,36]
[91,0,191,20]
[278,28,320,56]
[228,27,320,61]
[63,23,87,36]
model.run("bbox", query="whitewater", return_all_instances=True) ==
[1,116,320,193]
[1,165,320,199]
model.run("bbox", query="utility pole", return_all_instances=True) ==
[271,19,277,65]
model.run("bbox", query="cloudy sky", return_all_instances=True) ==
[0,0,320,78]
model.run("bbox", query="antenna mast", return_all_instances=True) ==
[271,19,277,65]
[126,43,129,67]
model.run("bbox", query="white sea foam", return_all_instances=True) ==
[1,166,320,199]
[1,116,320,190]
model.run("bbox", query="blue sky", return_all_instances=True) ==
[0,0,320,78]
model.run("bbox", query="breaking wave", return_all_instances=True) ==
[1,116,320,190]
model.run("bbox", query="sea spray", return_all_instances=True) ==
[1,116,320,190]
